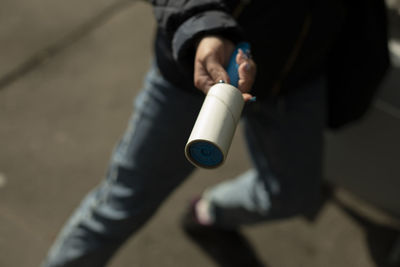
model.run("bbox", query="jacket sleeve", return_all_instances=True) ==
[149,0,244,63]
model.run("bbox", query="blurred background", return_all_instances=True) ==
[0,0,399,266]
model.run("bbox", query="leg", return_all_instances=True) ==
[42,65,203,267]
[204,77,326,227]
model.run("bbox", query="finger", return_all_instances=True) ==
[194,60,215,94]
[205,59,230,85]
[235,48,256,94]
[236,49,250,65]
[242,93,254,102]
[237,59,256,93]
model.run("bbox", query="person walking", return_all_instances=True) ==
[42,0,389,266]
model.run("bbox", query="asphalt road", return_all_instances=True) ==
[0,1,399,267]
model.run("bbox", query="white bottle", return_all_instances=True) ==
[185,42,250,168]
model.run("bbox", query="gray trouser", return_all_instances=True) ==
[42,65,326,266]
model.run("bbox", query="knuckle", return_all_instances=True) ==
[194,79,202,89]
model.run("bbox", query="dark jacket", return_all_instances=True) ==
[150,0,346,98]
[150,0,390,128]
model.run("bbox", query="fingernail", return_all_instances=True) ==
[249,96,257,102]
[245,49,251,59]
[241,49,250,60]
[245,63,250,71]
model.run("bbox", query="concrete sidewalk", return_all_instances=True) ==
[0,1,398,267]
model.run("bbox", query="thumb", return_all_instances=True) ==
[205,58,230,85]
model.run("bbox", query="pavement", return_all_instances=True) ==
[0,1,399,267]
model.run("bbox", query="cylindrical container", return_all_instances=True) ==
[185,82,244,168]
[185,42,250,169]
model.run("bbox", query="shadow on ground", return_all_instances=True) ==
[334,198,400,267]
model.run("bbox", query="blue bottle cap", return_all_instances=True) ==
[188,141,223,168]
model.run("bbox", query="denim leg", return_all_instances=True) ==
[42,66,203,267]
[204,77,326,228]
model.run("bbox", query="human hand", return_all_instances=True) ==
[194,36,256,101]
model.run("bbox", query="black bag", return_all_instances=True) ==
[326,0,391,129]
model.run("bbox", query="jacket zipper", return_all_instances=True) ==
[232,0,251,18]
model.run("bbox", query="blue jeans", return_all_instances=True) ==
[42,65,326,267]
